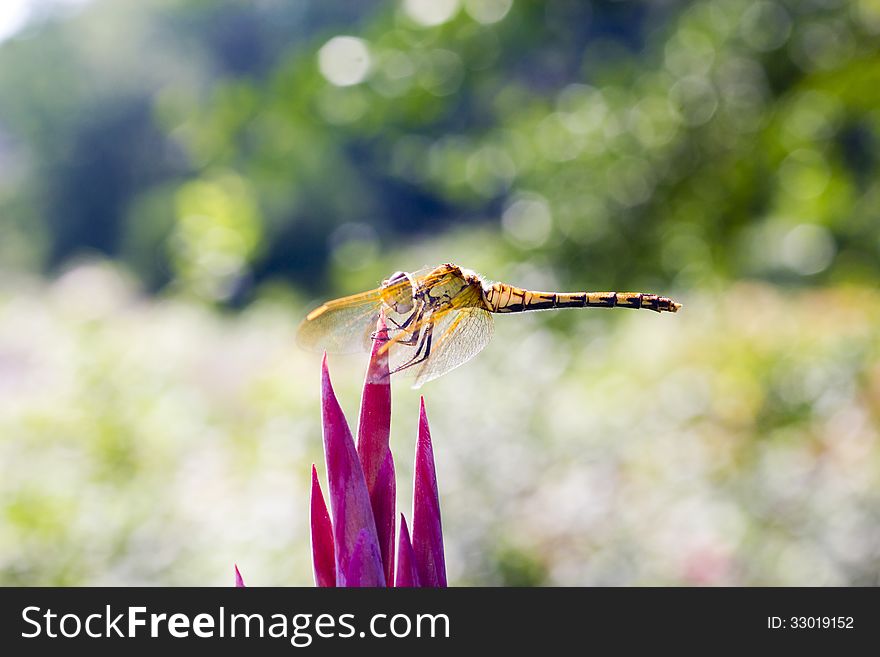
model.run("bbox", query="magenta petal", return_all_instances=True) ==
[310,464,336,587]
[370,451,396,585]
[357,315,395,584]
[411,398,447,587]
[322,354,386,587]
[395,514,420,587]
[343,528,388,587]
[234,564,245,588]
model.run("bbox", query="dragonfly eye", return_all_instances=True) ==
[384,271,408,285]
[381,270,415,314]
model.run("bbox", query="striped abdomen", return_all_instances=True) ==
[483,283,681,314]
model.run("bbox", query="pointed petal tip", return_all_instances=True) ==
[234,564,245,588]
[375,311,389,339]
[365,313,391,383]
[395,513,420,587]
[412,399,445,587]
[418,397,432,445]
[310,463,336,588]
[321,353,332,398]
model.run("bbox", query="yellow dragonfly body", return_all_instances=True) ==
[297,263,681,388]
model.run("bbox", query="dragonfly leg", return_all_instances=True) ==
[372,327,418,345]
[390,323,433,375]
[387,308,418,331]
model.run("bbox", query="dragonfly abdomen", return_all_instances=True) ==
[484,283,681,314]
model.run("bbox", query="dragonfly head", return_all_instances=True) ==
[381,270,416,314]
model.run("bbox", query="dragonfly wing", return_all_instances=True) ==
[297,278,417,354]
[407,306,495,388]
[296,295,381,354]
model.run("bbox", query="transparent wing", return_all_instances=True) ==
[296,279,411,354]
[410,306,494,388]
[296,293,382,354]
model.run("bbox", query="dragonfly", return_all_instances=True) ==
[297,263,681,388]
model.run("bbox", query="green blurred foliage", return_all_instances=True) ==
[2,0,879,299]
[1,0,880,585]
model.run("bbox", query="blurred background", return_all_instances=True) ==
[1,0,879,585]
